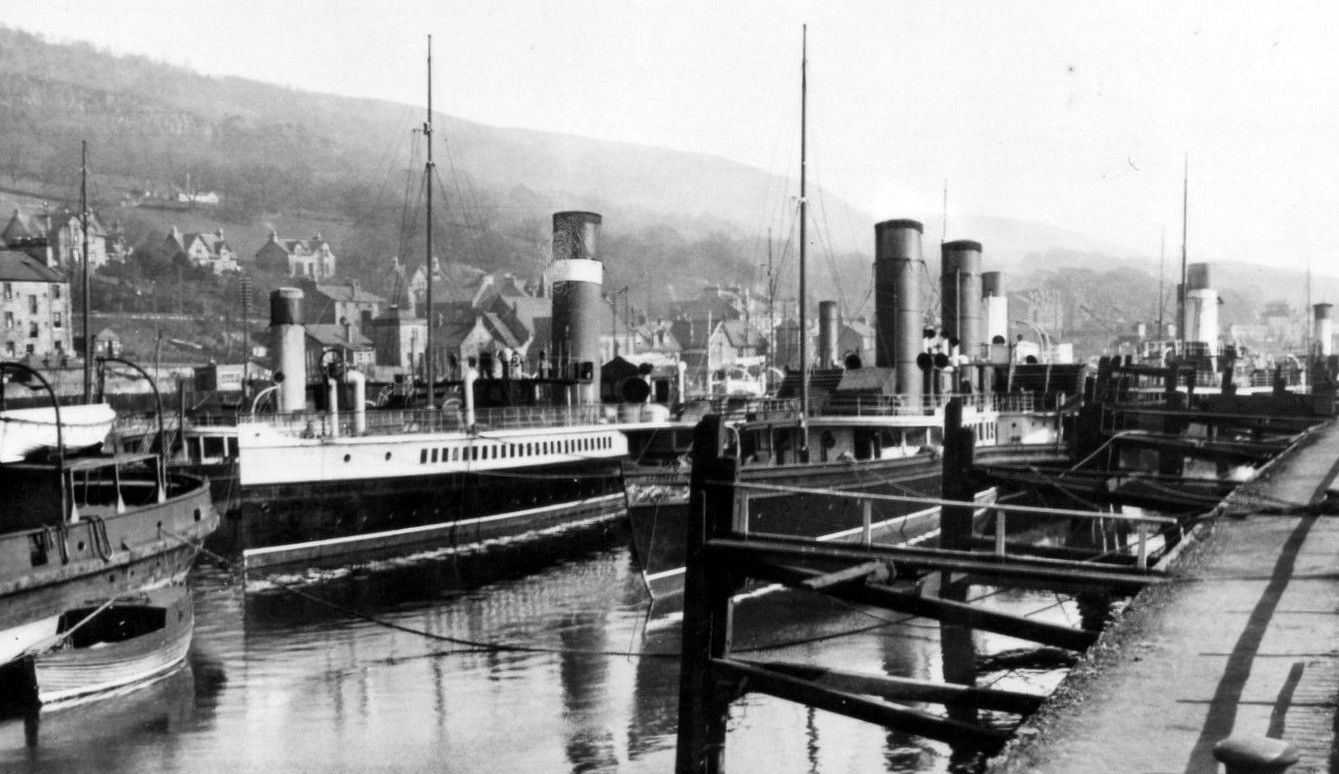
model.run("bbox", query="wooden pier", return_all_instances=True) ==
[989,417,1339,773]
[672,375,1339,773]
[672,408,1175,773]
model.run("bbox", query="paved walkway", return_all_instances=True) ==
[990,420,1339,774]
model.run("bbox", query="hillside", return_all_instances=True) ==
[4,24,1329,364]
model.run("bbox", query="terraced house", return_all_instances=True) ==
[0,249,71,362]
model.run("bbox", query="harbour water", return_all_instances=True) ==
[0,521,1075,773]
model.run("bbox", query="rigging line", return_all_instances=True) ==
[170,529,675,661]
[437,137,491,270]
[170,528,958,662]
[396,130,425,267]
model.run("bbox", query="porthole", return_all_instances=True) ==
[385,452,392,461]
[344,454,352,463]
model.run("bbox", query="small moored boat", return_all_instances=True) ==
[33,586,193,708]
[0,403,115,463]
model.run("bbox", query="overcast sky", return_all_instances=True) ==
[9,1,1339,274]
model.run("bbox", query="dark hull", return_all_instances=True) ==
[202,459,628,570]
[0,474,216,665]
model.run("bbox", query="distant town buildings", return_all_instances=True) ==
[255,230,337,279]
[0,249,72,362]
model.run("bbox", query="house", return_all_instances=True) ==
[165,226,238,274]
[425,299,534,380]
[104,220,134,264]
[407,259,486,315]
[92,327,122,358]
[0,249,72,361]
[299,278,385,341]
[255,230,337,279]
[669,315,768,396]
[368,306,427,376]
[1,207,110,270]
[304,323,376,374]
[838,317,876,369]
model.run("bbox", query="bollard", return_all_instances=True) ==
[1212,735,1300,774]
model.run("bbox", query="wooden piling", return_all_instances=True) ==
[941,398,976,550]
[675,416,740,774]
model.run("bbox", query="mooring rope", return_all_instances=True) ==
[161,528,1080,663]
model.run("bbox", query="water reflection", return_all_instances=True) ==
[0,518,1080,773]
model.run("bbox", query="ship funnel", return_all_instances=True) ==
[1315,303,1334,358]
[270,288,306,412]
[982,270,1007,345]
[548,211,604,404]
[874,219,924,400]
[941,240,984,362]
[818,300,840,368]
[1184,261,1218,346]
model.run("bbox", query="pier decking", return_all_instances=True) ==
[990,419,1339,773]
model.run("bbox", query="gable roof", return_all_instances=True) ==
[2,209,39,244]
[720,319,763,349]
[304,324,373,349]
[265,231,333,257]
[480,312,525,349]
[184,232,230,255]
[0,249,66,282]
[314,282,384,305]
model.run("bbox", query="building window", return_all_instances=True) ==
[53,313,62,329]
[3,312,11,330]
[2,283,10,300]
[4,342,13,356]
[24,343,33,355]
[28,322,38,338]
[51,284,61,300]
[28,296,37,314]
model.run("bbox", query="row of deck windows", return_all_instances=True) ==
[418,435,614,465]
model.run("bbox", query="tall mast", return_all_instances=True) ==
[424,35,435,407]
[1156,226,1165,336]
[766,227,775,382]
[80,140,91,403]
[1177,152,1188,355]
[942,178,949,244]
[1306,258,1313,360]
[798,25,810,446]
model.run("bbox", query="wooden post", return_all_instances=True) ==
[940,398,976,551]
[861,499,873,547]
[676,415,741,774]
[994,509,1006,558]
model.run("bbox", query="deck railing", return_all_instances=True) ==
[820,391,1039,417]
[241,403,618,439]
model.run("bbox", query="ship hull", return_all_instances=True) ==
[225,460,627,569]
[198,421,633,569]
[0,475,216,666]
